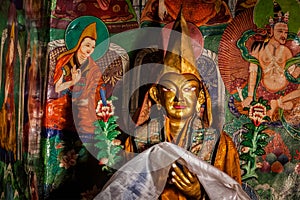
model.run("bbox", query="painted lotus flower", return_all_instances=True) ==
[58,149,78,169]
[93,96,122,172]
[248,103,267,126]
[96,100,114,122]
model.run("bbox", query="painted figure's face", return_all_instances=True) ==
[77,37,96,62]
[272,22,288,45]
[158,73,200,120]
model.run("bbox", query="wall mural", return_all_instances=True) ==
[219,0,300,199]
[0,0,299,199]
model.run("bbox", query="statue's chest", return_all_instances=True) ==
[134,119,219,164]
[190,128,219,164]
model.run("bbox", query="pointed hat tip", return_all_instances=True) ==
[163,8,201,81]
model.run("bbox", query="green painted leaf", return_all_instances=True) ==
[254,148,266,156]
[243,132,253,140]
[107,124,118,132]
[257,140,268,147]
[241,140,253,148]
[94,120,106,128]
[249,157,256,168]
[240,153,251,161]
[108,116,116,124]
[107,130,121,140]
[257,133,269,140]
[243,107,250,111]
[110,146,122,154]
[95,134,108,140]
[244,123,255,131]
[95,128,104,135]
[95,141,108,149]
[257,125,268,133]
[97,150,109,159]
[99,120,106,127]
[53,168,69,188]
[263,115,271,121]
[112,156,122,165]
[261,100,268,105]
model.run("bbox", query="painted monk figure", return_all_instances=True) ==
[45,21,105,135]
[43,17,110,198]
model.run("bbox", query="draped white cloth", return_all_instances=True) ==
[97,142,250,200]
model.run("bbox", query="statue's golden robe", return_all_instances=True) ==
[125,116,242,199]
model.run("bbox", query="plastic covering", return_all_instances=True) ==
[98,142,250,200]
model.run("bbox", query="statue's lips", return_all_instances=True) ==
[173,105,186,109]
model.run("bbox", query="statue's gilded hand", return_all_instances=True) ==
[170,162,201,199]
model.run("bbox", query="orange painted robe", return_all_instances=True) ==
[45,54,104,134]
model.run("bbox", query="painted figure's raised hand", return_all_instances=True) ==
[71,65,81,84]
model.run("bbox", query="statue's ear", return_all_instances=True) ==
[149,86,160,105]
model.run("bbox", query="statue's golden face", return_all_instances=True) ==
[158,73,200,120]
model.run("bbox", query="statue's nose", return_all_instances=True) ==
[174,90,184,102]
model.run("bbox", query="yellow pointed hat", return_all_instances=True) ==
[161,8,212,126]
[136,8,212,127]
[58,22,97,60]
[162,7,201,81]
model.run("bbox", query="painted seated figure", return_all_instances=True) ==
[119,11,246,200]
[140,0,233,28]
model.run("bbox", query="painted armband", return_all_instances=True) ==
[249,64,258,73]
[288,65,295,73]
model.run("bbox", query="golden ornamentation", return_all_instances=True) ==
[196,90,205,112]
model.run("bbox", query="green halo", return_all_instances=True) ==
[254,0,300,33]
[65,15,110,60]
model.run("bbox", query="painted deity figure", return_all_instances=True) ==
[121,11,245,200]
[241,3,300,118]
